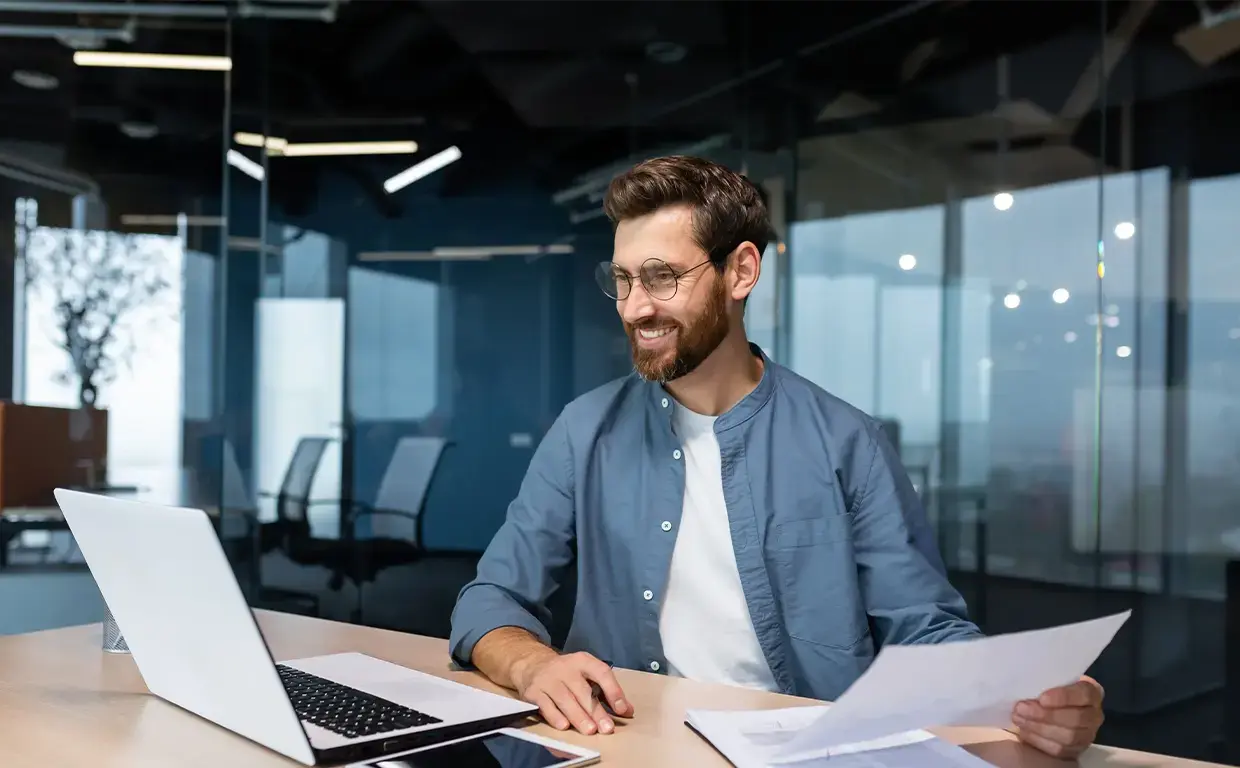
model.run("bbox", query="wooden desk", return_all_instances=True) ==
[0,612,1223,768]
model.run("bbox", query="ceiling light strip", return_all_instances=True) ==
[280,140,417,157]
[73,51,232,71]
[227,149,265,182]
[384,146,461,193]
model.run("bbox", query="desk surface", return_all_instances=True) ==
[0,611,1223,768]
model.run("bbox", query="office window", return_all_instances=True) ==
[21,226,183,491]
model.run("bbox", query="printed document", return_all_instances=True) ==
[685,707,992,768]
[685,611,1131,766]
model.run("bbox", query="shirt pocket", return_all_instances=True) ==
[765,515,868,650]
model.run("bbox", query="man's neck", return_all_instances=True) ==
[664,329,763,417]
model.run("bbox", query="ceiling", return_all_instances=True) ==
[1,0,1238,224]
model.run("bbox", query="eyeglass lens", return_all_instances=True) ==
[595,259,682,301]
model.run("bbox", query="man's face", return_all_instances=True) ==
[612,206,732,383]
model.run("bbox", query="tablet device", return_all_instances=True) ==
[346,727,601,768]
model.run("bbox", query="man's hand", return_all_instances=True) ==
[510,650,633,735]
[1011,676,1105,759]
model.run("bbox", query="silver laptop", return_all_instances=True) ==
[54,488,537,766]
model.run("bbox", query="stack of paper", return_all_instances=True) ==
[685,611,1131,768]
[686,707,992,767]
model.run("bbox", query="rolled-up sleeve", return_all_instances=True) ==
[449,413,577,667]
[851,421,983,646]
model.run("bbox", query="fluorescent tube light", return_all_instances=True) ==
[73,51,232,71]
[281,140,417,157]
[357,250,490,262]
[227,149,264,182]
[234,132,288,153]
[384,146,462,193]
[121,214,226,227]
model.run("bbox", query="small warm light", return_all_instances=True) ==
[1003,292,1021,309]
[1052,288,1070,304]
[1114,221,1135,240]
[1116,345,1132,358]
[993,192,1014,211]
[777,242,787,255]
[898,253,917,271]
[1097,262,1106,278]
[1064,331,1078,343]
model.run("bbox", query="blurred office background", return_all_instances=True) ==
[0,0,1237,761]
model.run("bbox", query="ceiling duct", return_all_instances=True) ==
[551,134,731,208]
[0,19,135,44]
[0,151,99,197]
[0,1,342,22]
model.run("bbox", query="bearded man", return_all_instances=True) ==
[448,155,1104,759]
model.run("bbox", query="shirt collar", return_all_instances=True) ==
[645,342,777,432]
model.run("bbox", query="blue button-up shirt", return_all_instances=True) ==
[450,346,981,701]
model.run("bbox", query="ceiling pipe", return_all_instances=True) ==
[0,20,135,42]
[0,1,337,21]
[0,152,100,197]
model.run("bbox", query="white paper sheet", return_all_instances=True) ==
[685,707,989,768]
[773,611,1131,760]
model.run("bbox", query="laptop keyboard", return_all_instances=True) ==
[277,664,442,739]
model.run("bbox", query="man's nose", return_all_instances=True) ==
[620,282,656,325]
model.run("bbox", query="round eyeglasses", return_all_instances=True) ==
[595,257,712,301]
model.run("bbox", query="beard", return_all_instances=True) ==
[625,276,730,383]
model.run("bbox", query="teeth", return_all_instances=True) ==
[639,327,673,339]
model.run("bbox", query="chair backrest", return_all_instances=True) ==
[276,436,331,523]
[370,436,448,541]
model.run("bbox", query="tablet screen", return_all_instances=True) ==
[373,731,586,768]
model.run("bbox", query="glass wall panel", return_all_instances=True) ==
[1,7,226,632]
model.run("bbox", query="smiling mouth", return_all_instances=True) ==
[638,327,675,339]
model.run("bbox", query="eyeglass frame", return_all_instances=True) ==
[595,251,729,302]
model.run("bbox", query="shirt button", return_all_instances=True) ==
[642,589,653,601]
[661,397,669,408]
[672,449,682,460]
[650,660,661,672]
[660,520,672,532]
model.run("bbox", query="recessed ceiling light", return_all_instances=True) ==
[1003,292,1020,309]
[993,192,1014,211]
[1052,288,1070,304]
[1114,221,1135,240]
[12,70,58,90]
[1116,345,1132,358]
[645,41,687,64]
[898,253,916,271]
[120,120,158,140]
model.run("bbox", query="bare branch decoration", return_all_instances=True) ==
[22,228,172,409]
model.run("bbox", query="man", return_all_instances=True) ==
[449,155,1104,758]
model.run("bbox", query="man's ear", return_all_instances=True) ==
[728,242,762,302]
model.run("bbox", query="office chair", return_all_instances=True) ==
[314,436,462,624]
[248,436,333,615]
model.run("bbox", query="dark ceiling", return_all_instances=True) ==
[1,0,1239,220]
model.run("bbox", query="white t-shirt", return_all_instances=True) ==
[657,402,779,691]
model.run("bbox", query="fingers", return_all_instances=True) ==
[579,657,632,717]
[565,677,615,734]
[1013,700,1103,730]
[1012,696,1103,759]
[1016,724,1087,760]
[530,691,570,732]
[1039,679,1103,708]
[548,681,600,735]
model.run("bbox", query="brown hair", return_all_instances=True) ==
[602,155,772,269]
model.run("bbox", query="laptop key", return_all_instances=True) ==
[276,664,442,739]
